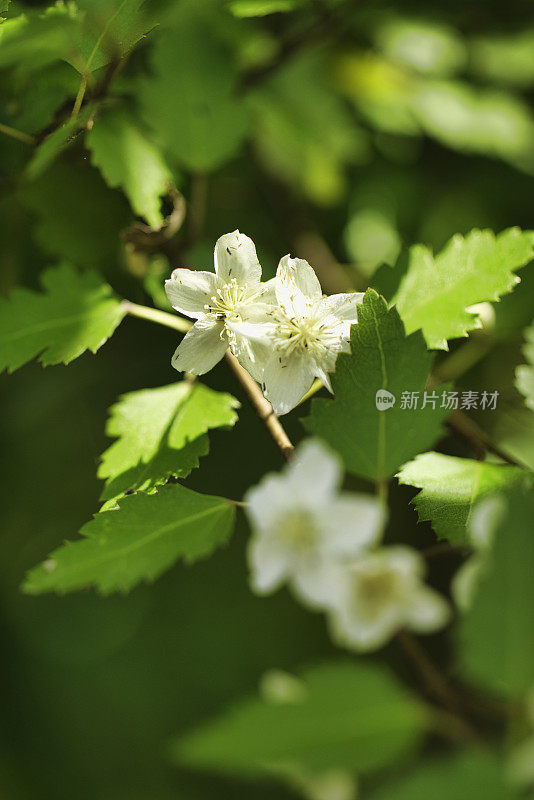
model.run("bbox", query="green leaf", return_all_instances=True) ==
[516,322,534,411]
[173,662,427,778]
[99,382,239,503]
[0,263,125,373]
[303,290,449,481]
[229,0,299,16]
[23,484,236,595]
[459,485,534,697]
[139,1,249,171]
[67,0,150,74]
[369,753,512,800]
[0,11,76,71]
[392,228,534,350]
[86,108,173,228]
[23,161,130,266]
[25,106,93,180]
[397,452,525,545]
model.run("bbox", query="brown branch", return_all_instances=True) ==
[225,350,294,461]
[447,410,522,467]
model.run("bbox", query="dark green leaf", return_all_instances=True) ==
[459,485,534,697]
[516,322,534,411]
[304,290,449,481]
[23,484,236,595]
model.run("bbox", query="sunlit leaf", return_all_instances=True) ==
[23,484,236,595]
[99,381,239,503]
[0,263,125,372]
[392,228,534,350]
[397,452,525,544]
[173,662,427,778]
[87,108,173,228]
[304,290,449,481]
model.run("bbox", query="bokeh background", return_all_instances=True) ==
[2,0,534,797]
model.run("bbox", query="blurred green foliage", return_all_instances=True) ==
[2,0,534,798]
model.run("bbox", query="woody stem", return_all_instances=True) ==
[121,300,295,462]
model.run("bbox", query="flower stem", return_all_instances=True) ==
[225,350,294,461]
[0,122,36,146]
[122,300,192,333]
[122,300,295,462]
[71,74,88,118]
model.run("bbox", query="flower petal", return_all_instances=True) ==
[165,269,218,319]
[262,352,316,415]
[405,586,451,633]
[244,473,290,531]
[214,230,261,284]
[292,559,346,609]
[319,495,385,557]
[227,310,278,382]
[287,439,342,507]
[319,292,364,322]
[248,534,289,594]
[171,317,228,375]
[276,255,322,316]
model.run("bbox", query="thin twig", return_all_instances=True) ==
[447,410,522,467]
[395,630,480,742]
[71,74,88,119]
[0,122,36,146]
[122,301,294,461]
[225,350,295,461]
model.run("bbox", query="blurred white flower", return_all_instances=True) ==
[244,439,385,608]
[230,255,364,414]
[328,546,450,652]
[165,230,273,375]
[452,495,505,611]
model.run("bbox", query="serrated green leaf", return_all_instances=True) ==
[516,322,534,411]
[392,228,534,350]
[23,484,236,595]
[397,452,525,545]
[369,753,511,800]
[0,263,125,373]
[0,11,76,71]
[99,382,239,503]
[303,290,449,481]
[139,1,249,171]
[173,662,427,778]
[459,485,534,697]
[86,108,173,228]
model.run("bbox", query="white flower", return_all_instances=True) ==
[165,230,273,375]
[230,255,364,414]
[244,439,385,608]
[328,546,450,652]
[452,495,505,611]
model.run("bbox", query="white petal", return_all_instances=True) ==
[260,277,277,304]
[226,312,278,382]
[248,535,289,595]
[405,586,451,633]
[262,352,316,415]
[276,254,322,316]
[214,230,261,284]
[244,473,290,531]
[329,602,401,652]
[171,317,228,375]
[318,495,386,557]
[382,546,423,580]
[451,556,485,612]
[312,363,333,393]
[469,495,505,551]
[165,269,218,319]
[292,559,346,609]
[287,439,342,507]
[319,292,364,322]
